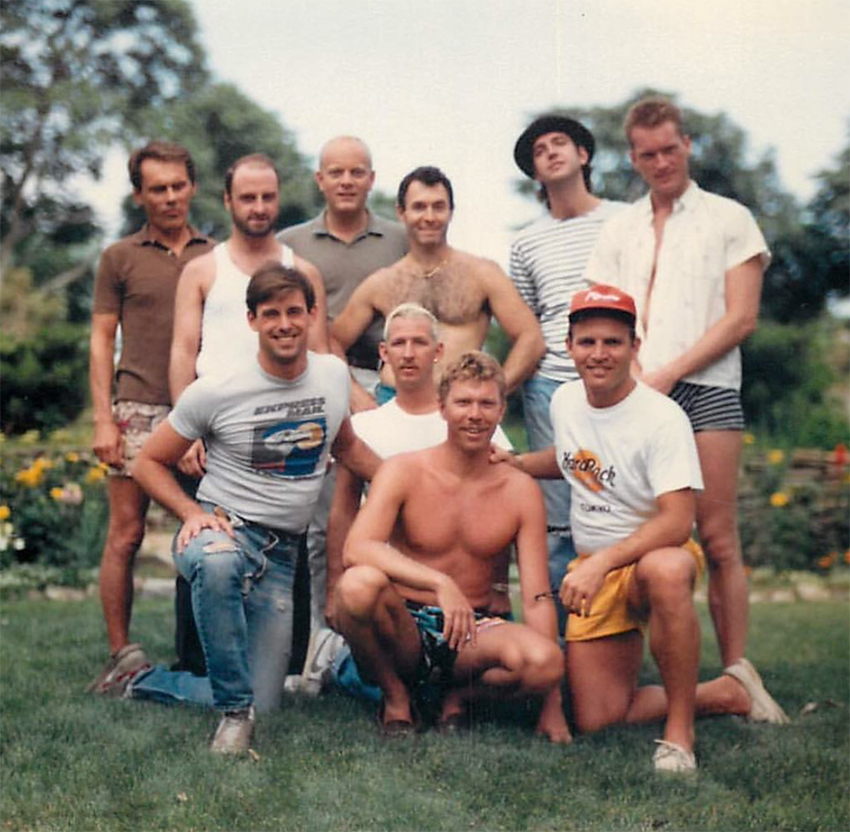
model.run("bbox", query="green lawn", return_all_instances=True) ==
[1,597,847,832]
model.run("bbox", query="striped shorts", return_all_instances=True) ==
[669,381,745,432]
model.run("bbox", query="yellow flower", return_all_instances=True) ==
[767,449,785,465]
[32,457,53,472]
[769,491,789,507]
[743,432,756,445]
[65,452,80,463]
[817,553,836,570]
[0,505,10,521]
[85,466,106,484]
[14,467,42,487]
[50,487,65,501]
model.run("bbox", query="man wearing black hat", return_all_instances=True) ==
[509,115,623,630]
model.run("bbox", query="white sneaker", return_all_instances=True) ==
[299,628,345,696]
[724,657,790,724]
[653,740,697,774]
[210,706,255,754]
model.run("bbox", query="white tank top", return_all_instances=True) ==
[195,242,295,378]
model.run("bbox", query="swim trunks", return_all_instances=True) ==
[406,601,507,684]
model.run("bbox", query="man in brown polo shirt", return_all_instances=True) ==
[87,141,214,694]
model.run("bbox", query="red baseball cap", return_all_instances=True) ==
[569,284,636,321]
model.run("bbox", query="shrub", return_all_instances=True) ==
[0,446,108,583]
[742,317,849,448]
[0,322,90,435]
[738,444,850,572]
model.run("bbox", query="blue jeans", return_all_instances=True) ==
[522,375,577,633]
[131,505,298,713]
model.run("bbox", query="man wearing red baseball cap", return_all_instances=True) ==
[496,284,788,773]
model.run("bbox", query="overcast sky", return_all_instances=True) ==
[89,0,849,267]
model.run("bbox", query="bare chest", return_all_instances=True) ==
[399,476,517,559]
[382,267,488,326]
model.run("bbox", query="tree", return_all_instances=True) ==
[514,89,848,322]
[0,0,208,274]
[117,83,323,240]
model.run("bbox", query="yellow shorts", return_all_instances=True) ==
[565,538,705,642]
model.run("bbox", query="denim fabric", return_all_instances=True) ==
[131,505,297,713]
[522,374,577,633]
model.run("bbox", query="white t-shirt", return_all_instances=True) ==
[351,398,512,459]
[170,352,349,532]
[550,380,703,554]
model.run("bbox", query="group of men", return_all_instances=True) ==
[86,96,788,769]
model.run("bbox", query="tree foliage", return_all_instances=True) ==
[0,0,208,274]
[118,83,323,240]
[516,90,849,322]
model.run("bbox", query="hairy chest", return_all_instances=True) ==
[382,268,488,326]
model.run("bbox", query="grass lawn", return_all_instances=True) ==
[1,596,847,832]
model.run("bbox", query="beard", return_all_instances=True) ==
[232,212,277,238]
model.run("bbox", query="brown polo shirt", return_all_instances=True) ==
[93,224,214,404]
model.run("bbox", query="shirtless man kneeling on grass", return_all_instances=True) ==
[334,351,570,743]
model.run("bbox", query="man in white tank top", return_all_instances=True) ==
[170,153,329,477]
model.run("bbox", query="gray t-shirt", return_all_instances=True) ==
[169,352,350,532]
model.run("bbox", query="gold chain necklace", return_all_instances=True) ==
[412,257,449,279]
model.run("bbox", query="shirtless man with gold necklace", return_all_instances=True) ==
[331,166,544,410]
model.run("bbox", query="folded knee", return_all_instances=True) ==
[517,641,565,694]
[640,550,696,603]
[336,565,390,619]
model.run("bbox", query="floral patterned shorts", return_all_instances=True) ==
[110,400,170,478]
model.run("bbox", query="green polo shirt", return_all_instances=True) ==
[278,211,407,369]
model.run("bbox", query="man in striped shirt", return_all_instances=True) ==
[510,115,622,628]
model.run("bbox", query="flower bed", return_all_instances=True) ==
[1,438,109,586]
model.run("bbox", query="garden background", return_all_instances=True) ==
[1,2,848,830]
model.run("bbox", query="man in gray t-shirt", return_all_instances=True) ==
[102,264,378,756]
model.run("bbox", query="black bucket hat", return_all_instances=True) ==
[513,114,595,178]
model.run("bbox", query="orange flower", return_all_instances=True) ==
[817,553,836,570]
[767,449,785,465]
[769,491,789,507]
[0,505,10,521]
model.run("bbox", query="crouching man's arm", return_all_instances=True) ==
[325,464,364,631]
[514,477,571,744]
[134,422,234,551]
[560,488,696,616]
[343,458,476,650]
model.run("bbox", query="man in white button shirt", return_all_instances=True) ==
[585,97,770,675]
